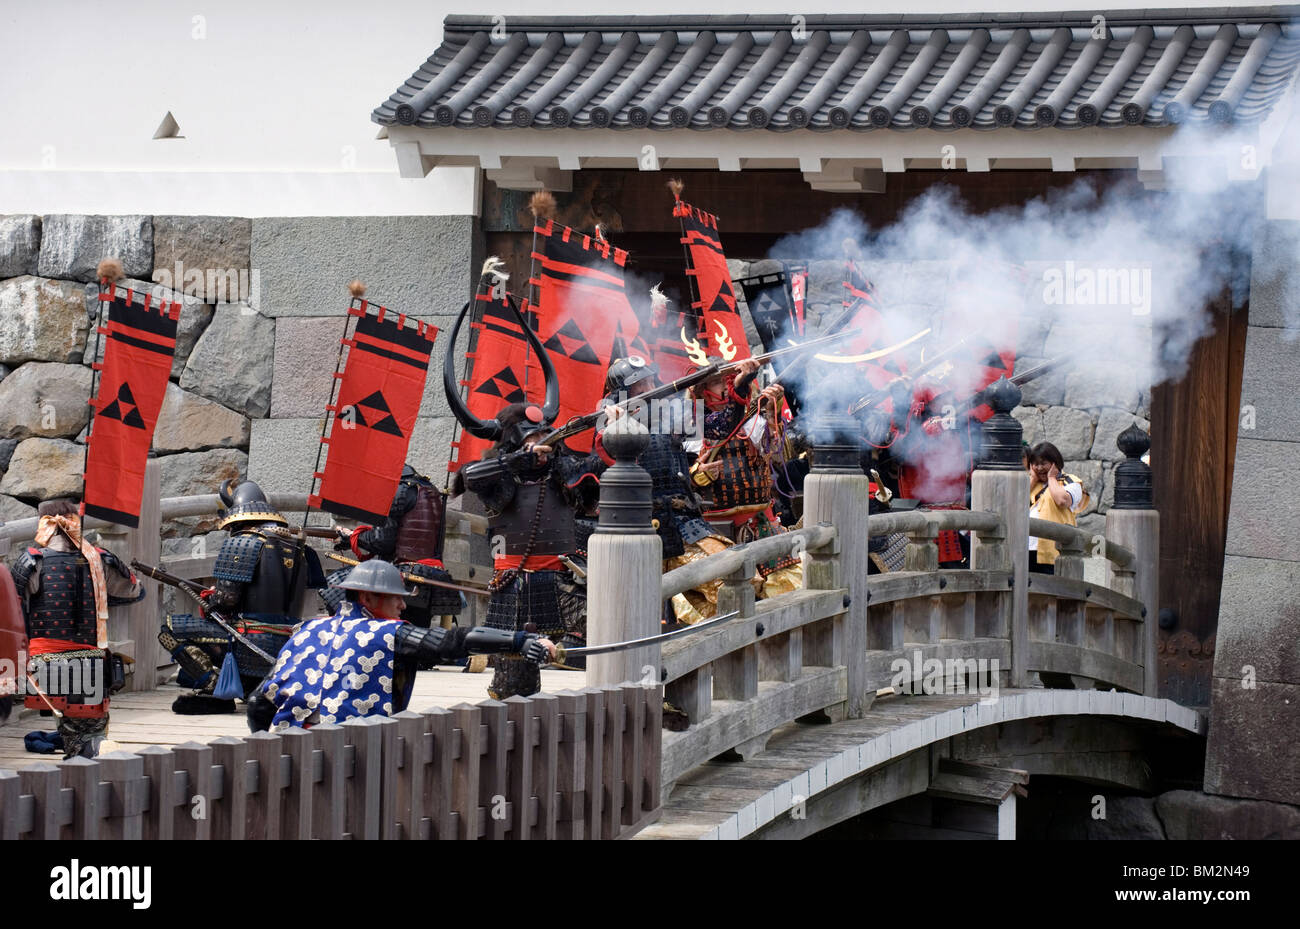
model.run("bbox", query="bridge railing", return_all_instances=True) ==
[656,524,847,787]
[0,683,660,840]
[582,382,1161,808]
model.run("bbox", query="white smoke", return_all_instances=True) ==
[756,123,1276,499]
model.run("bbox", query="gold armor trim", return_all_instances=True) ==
[217,509,289,530]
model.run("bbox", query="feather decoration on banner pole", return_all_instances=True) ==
[81,258,183,529]
[305,282,438,525]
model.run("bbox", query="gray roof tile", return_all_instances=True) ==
[375,8,1300,131]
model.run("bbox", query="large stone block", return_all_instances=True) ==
[1203,678,1300,806]
[0,276,90,365]
[0,361,92,439]
[248,415,459,498]
[1248,219,1300,330]
[1015,354,1066,406]
[1014,314,1051,359]
[1099,463,1115,511]
[250,216,475,318]
[1236,326,1300,443]
[1062,367,1139,412]
[0,437,83,499]
[151,216,252,303]
[1223,438,1300,562]
[247,418,327,495]
[152,383,250,453]
[179,304,274,417]
[804,258,849,307]
[1214,554,1300,685]
[1011,405,1044,448]
[158,448,248,499]
[0,493,35,524]
[270,317,342,418]
[1091,409,1149,461]
[1157,789,1300,840]
[0,215,41,277]
[1041,406,1094,460]
[1063,459,1103,515]
[37,215,152,282]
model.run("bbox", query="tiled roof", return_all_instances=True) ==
[374,10,1300,132]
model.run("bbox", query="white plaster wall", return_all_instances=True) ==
[0,0,1266,215]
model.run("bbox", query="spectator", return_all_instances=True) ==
[1026,442,1089,575]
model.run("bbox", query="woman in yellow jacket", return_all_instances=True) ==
[1026,442,1090,575]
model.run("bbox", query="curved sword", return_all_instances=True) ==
[553,609,741,662]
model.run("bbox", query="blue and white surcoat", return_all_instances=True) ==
[259,601,413,730]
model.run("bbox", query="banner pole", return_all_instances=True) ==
[80,263,118,539]
[303,282,364,535]
[669,180,704,341]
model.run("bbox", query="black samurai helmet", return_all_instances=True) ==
[443,293,560,450]
[217,478,287,530]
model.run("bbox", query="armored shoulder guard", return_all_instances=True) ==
[213,534,265,583]
[10,549,38,597]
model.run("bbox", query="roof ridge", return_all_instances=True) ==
[442,8,1300,32]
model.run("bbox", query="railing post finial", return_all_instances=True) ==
[1112,423,1153,509]
[595,415,653,533]
[809,412,861,473]
[978,376,1024,470]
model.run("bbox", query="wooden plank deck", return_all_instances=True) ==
[0,666,584,771]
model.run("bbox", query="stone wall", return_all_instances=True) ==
[0,213,479,541]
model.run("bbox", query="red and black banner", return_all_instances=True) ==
[842,266,908,394]
[448,290,540,472]
[82,286,182,527]
[527,221,642,452]
[310,301,437,523]
[672,196,751,364]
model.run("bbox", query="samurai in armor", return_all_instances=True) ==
[160,479,326,713]
[597,357,764,625]
[246,560,554,731]
[12,498,144,758]
[686,357,784,526]
[443,293,597,699]
[335,462,463,628]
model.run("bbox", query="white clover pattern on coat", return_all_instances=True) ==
[261,602,404,730]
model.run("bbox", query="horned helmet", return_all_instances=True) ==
[443,292,560,453]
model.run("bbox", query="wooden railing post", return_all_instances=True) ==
[970,378,1030,685]
[98,458,162,690]
[1105,424,1159,696]
[802,413,870,717]
[587,415,661,687]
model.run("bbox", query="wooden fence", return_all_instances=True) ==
[0,684,661,840]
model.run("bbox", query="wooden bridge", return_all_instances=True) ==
[0,382,1204,839]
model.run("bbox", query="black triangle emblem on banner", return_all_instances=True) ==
[544,319,602,365]
[100,382,146,430]
[353,390,403,438]
[980,351,1010,371]
[475,367,525,403]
